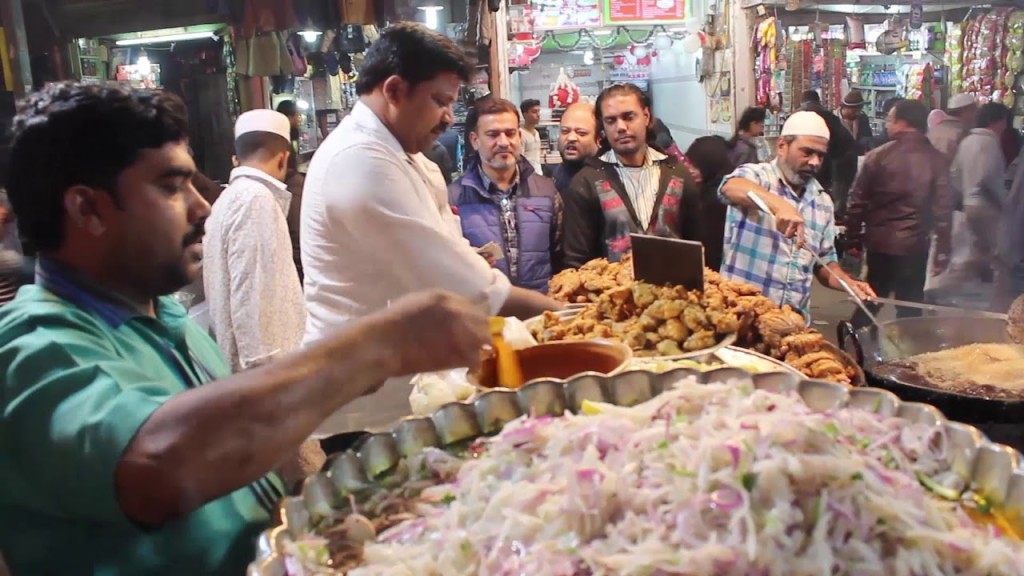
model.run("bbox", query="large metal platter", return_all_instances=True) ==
[248,367,1024,575]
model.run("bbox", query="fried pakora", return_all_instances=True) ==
[537,256,858,385]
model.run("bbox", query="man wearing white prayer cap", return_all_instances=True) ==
[716,111,876,319]
[929,93,977,162]
[203,108,324,481]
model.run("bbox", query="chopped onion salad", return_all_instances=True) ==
[285,378,1024,576]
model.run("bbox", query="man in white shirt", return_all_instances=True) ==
[520,98,544,174]
[204,110,306,373]
[301,22,561,442]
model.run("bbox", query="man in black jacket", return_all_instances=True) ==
[800,90,857,194]
[552,102,600,194]
[561,83,702,269]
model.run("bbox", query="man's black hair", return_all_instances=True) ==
[881,97,904,116]
[736,106,767,134]
[801,90,821,104]
[465,97,520,135]
[275,99,298,118]
[730,106,767,147]
[235,132,292,161]
[976,102,1010,130]
[891,99,929,133]
[7,82,189,251]
[520,99,540,115]
[355,22,472,96]
[594,83,654,154]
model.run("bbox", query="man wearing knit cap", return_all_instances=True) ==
[929,93,977,161]
[719,111,875,319]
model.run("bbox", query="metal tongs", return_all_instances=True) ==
[745,191,907,355]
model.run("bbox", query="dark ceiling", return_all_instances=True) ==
[28,0,224,40]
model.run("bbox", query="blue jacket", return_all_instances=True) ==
[448,156,562,293]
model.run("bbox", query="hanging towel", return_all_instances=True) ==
[338,0,377,25]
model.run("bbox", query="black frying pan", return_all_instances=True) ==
[837,318,1024,451]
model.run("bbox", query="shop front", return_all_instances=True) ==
[740,1,1024,136]
[505,0,704,172]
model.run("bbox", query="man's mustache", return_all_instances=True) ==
[183,220,206,247]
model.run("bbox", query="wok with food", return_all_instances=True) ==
[539,260,859,385]
[250,369,1024,575]
[838,317,1024,450]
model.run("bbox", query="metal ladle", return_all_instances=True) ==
[744,191,908,355]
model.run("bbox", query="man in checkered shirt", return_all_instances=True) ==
[718,111,875,319]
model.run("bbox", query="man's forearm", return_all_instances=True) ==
[721,178,784,214]
[116,316,397,526]
[816,261,849,289]
[500,286,563,319]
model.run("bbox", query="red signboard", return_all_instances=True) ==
[604,0,686,24]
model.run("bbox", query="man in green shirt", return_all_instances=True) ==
[0,82,490,575]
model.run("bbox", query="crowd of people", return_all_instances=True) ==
[0,19,1018,576]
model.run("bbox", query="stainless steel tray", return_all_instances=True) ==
[248,368,1024,575]
[631,344,802,378]
[525,309,738,362]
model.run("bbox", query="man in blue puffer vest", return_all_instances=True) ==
[449,97,564,293]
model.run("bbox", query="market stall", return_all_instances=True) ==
[249,260,1024,573]
[742,1,1023,134]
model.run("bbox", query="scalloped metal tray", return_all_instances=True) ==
[248,368,1024,575]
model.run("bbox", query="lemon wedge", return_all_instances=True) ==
[580,400,605,415]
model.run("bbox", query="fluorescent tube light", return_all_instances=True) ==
[116,32,216,46]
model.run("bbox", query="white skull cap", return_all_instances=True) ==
[234,109,291,142]
[781,111,831,140]
[947,93,976,111]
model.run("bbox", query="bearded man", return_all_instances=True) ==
[718,111,875,319]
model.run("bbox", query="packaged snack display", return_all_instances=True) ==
[754,16,781,108]
[958,9,1017,104]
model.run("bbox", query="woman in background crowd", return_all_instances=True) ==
[686,135,736,271]
[728,107,767,166]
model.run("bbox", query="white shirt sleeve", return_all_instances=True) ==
[323,142,512,315]
[224,193,294,369]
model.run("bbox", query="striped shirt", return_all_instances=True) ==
[0,276,17,306]
[601,147,667,229]
[718,161,838,316]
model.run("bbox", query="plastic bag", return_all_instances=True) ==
[924,211,972,295]
[409,369,476,416]
[503,317,538,350]
[408,318,537,416]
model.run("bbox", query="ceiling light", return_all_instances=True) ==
[116,31,216,46]
[419,6,444,30]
